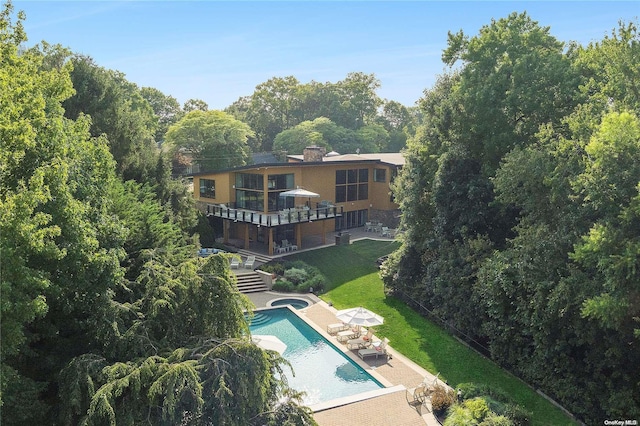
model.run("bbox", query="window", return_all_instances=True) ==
[335,168,369,202]
[374,168,386,182]
[236,189,264,211]
[199,179,215,199]
[267,173,294,190]
[235,173,264,190]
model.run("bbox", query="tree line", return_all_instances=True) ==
[382,13,640,423]
[1,2,316,424]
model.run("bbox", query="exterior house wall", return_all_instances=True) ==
[192,156,402,253]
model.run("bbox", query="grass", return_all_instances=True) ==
[288,240,576,425]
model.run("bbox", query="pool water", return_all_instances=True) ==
[269,298,310,310]
[249,307,383,406]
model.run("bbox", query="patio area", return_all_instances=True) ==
[246,293,442,426]
[224,225,399,259]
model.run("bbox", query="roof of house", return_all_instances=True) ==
[252,152,280,164]
[190,152,404,177]
[287,152,405,166]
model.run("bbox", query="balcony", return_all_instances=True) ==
[205,203,343,227]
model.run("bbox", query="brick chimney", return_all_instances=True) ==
[303,145,326,162]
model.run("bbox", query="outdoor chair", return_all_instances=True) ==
[346,329,373,350]
[327,323,349,335]
[244,255,256,269]
[337,327,360,342]
[381,226,391,237]
[407,373,440,406]
[358,337,389,359]
[229,257,240,269]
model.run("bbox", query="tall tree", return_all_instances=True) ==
[63,55,160,183]
[165,110,253,172]
[333,72,382,129]
[140,86,184,144]
[1,4,123,422]
[442,11,579,172]
[183,98,209,112]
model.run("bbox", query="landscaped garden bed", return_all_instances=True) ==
[258,260,327,293]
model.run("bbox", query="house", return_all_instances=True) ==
[192,146,404,255]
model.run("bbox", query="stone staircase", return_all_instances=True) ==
[231,250,272,294]
[234,271,268,293]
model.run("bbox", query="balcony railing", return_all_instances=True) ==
[205,203,343,227]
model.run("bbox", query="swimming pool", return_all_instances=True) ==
[249,307,383,406]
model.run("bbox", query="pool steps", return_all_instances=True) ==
[246,312,273,326]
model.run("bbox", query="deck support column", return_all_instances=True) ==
[223,219,230,244]
[321,220,326,244]
[244,223,250,249]
[296,223,302,250]
[268,228,274,255]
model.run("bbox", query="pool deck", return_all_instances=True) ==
[247,292,442,426]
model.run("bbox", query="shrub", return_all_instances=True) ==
[284,267,308,284]
[483,396,507,418]
[457,383,511,403]
[444,404,475,426]
[465,397,490,422]
[480,413,514,426]
[272,279,294,292]
[304,274,326,292]
[502,404,531,426]
[259,262,286,276]
[431,384,457,413]
[457,383,489,400]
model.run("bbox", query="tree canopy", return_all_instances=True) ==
[1,3,316,424]
[226,72,411,152]
[165,109,253,172]
[384,14,640,422]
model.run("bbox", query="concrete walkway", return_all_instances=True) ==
[247,292,442,426]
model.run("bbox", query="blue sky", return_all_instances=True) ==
[15,1,638,109]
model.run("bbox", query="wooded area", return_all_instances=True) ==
[1,0,638,423]
[382,13,640,423]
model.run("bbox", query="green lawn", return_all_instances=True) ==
[288,240,576,425]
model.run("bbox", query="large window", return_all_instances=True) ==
[374,168,386,182]
[335,168,368,203]
[267,174,295,211]
[199,179,215,199]
[267,173,294,190]
[236,190,263,211]
[235,173,264,190]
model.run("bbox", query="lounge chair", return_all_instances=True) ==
[347,329,373,350]
[229,257,240,269]
[358,337,389,360]
[337,328,359,342]
[327,323,349,335]
[244,255,256,269]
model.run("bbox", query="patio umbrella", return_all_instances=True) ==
[335,307,384,328]
[278,187,320,199]
[252,335,287,354]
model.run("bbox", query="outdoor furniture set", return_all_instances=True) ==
[365,222,395,237]
[229,255,256,269]
[275,239,298,254]
[328,306,390,360]
[406,373,441,406]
